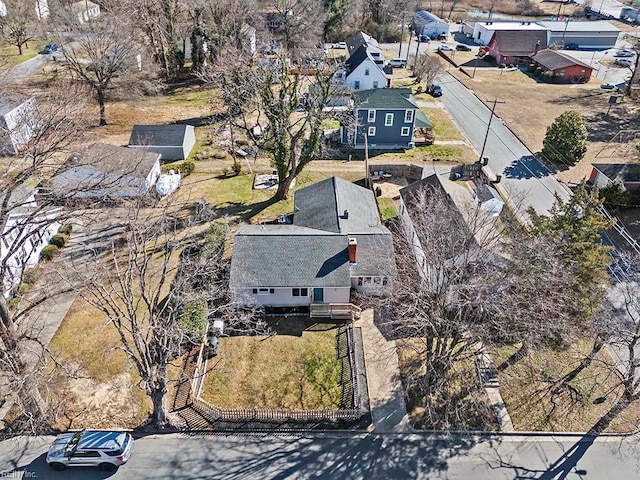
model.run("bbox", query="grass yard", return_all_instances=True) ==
[179,166,365,224]
[493,342,640,433]
[426,107,465,141]
[377,197,398,220]
[398,338,499,431]
[0,40,48,70]
[370,143,477,164]
[201,321,343,410]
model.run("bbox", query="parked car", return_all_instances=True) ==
[332,42,347,49]
[47,430,134,472]
[601,81,627,90]
[438,45,454,51]
[438,33,448,41]
[616,58,633,67]
[615,49,635,57]
[427,84,442,97]
[419,35,431,42]
[456,44,471,51]
[564,43,579,50]
[40,43,58,54]
[389,57,407,68]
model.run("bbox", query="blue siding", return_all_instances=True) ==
[342,108,416,149]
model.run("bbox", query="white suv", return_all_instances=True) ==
[46,430,134,472]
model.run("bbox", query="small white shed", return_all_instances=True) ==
[475,184,504,218]
[0,97,37,155]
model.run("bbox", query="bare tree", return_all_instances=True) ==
[411,52,444,85]
[265,0,325,56]
[370,183,591,428]
[0,0,36,55]
[0,85,89,430]
[61,18,142,126]
[73,204,261,428]
[211,52,337,200]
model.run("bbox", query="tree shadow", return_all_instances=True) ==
[503,155,553,179]
[584,109,640,144]
[213,197,281,223]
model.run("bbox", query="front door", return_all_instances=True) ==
[313,288,324,302]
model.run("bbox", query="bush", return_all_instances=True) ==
[527,64,536,73]
[483,54,495,64]
[231,161,242,176]
[534,66,543,77]
[542,71,554,83]
[181,160,196,175]
[477,50,486,58]
[49,233,68,248]
[178,300,208,344]
[600,180,630,209]
[58,223,73,235]
[416,85,423,94]
[22,268,40,285]
[40,245,59,260]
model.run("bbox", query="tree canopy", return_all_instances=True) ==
[541,110,588,166]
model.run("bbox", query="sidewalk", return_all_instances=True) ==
[354,309,412,433]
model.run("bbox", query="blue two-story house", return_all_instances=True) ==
[340,88,432,150]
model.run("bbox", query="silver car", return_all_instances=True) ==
[46,430,134,472]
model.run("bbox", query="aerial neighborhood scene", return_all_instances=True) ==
[4,0,640,477]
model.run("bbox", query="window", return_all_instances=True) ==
[257,288,273,295]
[365,68,370,76]
[382,277,388,286]
[401,126,410,136]
[385,113,394,126]
[72,451,101,458]
[405,110,414,123]
[367,109,376,122]
[372,81,379,88]
[354,80,360,90]
[357,277,363,286]
[368,126,376,137]
[292,288,308,297]
[363,277,372,285]
[293,288,300,296]
[373,277,382,285]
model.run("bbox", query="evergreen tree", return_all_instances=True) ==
[542,110,588,166]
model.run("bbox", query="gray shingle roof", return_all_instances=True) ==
[352,88,418,110]
[345,45,379,76]
[490,30,548,57]
[593,163,640,183]
[293,177,386,234]
[531,49,592,71]
[230,226,351,288]
[345,31,380,57]
[129,124,192,148]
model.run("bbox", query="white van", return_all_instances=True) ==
[389,58,407,68]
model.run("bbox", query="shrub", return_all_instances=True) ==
[542,71,554,83]
[161,162,181,173]
[178,300,208,344]
[600,180,630,209]
[49,233,68,248]
[527,64,536,73]
[58,223,73,235]
[40,245,59,260]
[181,160,196,175]
[534,66,543,77]
[483,54,495,64]
[22,268,40,285]
[231,161,242,176]
[416,85,423,94]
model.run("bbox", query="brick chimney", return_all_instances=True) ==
[348,237,357,264]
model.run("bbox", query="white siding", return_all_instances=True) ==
[322,287,350,304]
[346,58,387,91]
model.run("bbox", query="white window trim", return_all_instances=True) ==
[368,109,376,122]
[372,81,379,88]
[257,288,271,295]
[405,110,414,123]
[364,68,370,76]
[385,113,394,126]
[368,126,376,137]
[401,126,410,136]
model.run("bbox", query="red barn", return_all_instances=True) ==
[486,30,548,65]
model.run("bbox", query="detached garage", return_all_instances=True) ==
[128,124,196,161]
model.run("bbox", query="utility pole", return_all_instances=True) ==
[414,26,424,62]
[364,133,370,188]
[405,31,413,62]
[398,13,405,57]
[479,99,505,163]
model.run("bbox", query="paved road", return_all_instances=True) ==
[435,72,570,218]
[576,0,625,18]
[1,432,639,479]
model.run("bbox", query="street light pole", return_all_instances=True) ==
[479,99,505,163]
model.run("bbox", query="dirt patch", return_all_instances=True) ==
[50,365,148,430]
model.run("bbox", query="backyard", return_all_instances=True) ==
[200,321,344,410]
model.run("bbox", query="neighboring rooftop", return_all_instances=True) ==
[345,45,384,76]
[129,124,193,147]
[293,176,386,234]
[0,97,32,117]
[71,0,98,12]
[352,88,417,110]
[593,163,640,183]
[531,49,593,70]
[489,30,548,56]
[537,20,620,32]
[413,10,446,24]
[345,31,381,57]
[480,21,547,31]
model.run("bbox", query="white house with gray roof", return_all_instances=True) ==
[0,97,37,155]
[230,177,395,317]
